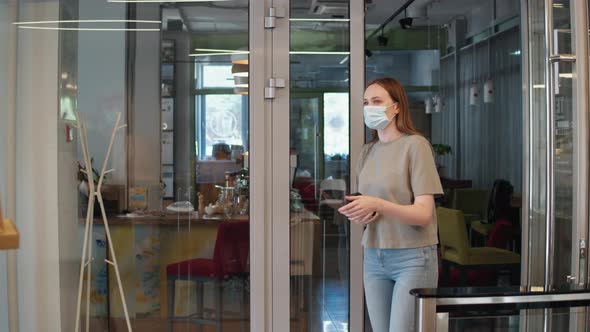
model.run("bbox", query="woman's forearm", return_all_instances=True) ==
[376,197,434,226]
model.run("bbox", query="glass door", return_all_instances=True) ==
[522,0,589,330]
[54,0,261,331]
[264,0,365,331]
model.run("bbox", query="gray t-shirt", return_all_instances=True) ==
[357,134,443,249]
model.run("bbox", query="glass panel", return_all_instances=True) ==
[289,1,351,331]
[551,0,575,290]
[527,0,550,288]
[447,307,588,331]
[364,0,523,329]
[57,1,251,330]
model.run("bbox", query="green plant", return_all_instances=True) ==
[78,159,102,185]
[432,144,452,157]
[432,144,452,168]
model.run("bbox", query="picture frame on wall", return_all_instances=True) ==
[162,166,174,198]
[161,98,174,131]
[161,39,175,63]
[161,131,174,165]
[161,81,175,97]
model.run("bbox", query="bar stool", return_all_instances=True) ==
[166,220,249,332]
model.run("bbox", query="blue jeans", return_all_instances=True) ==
[364,245,438,332]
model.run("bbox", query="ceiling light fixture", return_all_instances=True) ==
[16,26,159,31]
[190,52,244,57]
[399,10,412,30]
[425,97,433,114]
[194,48,249,54]
[377,28,388,46]
[13,19,161,31]
[289,18,350,22]
[399,17,412,29]
[289,51,350,55]
[14,19,161,25]
[232,64,248,77]
[107,0,231,2]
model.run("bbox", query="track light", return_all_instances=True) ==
[398,9,413,29]
[399,17,413,29]
[377,28,388,46]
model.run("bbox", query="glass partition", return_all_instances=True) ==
[57,1,251,330]
[289,3,351,330]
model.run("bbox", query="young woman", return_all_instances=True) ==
[338,77,443,332]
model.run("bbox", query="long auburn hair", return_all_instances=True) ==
[367,77,421,143]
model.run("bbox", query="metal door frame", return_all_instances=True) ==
[260,0,366,330]
[521,0,590,330]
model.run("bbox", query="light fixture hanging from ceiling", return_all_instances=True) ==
[425,97,433,114]
[483,5,494,104]
[483,78,493,104]
[399,9,413,30]
[233,74,248,95]
[231,49,249,65]
[469,39,479,107]
[13,19,161,31]
[434,95,442,113]
[469,82,479,106]
[425,16,431,115]
[231,64,248,77]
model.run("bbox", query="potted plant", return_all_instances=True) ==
[432,144,452,176]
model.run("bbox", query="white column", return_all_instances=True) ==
[15,1,62,331]
[0,1,19,332]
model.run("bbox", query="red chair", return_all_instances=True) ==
[485,219,514,249]
[167,221,249,332]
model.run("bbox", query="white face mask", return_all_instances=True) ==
[363,104,396,130]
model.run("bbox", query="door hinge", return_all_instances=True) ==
[580,239,586,259]
[265,7,286,29]
[265,78,286,99]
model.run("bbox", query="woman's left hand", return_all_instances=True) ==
[338,195,384,220]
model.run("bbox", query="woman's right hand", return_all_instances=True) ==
[349,211,379,225]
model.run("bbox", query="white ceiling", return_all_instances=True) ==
[365,0,491,29]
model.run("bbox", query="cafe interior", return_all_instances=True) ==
[0,0,545,331]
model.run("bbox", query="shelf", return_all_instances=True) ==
[0,219,19,250]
